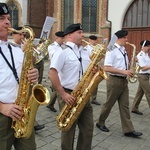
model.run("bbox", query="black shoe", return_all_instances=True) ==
[124,131,143,137]
[131,110,143,115]
[96,123,109,132]
[50,107,57,112]
[34,124,45,131]
[91,101,101,105]
[46,105,57,112]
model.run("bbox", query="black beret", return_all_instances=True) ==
[64,23,82,36]
[55,31,64,37]
[140,40,150,47]
[0,3,9,16]
[89,35,97,40]
[115,30,128,39]
[12,26,23,34]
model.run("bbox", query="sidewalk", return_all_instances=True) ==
[35,60,150,150]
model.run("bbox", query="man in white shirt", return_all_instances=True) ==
[46,31,64,112]
[96,30,142,138]
[131,40,150,115]
[84,35,101,105]
[49,23,94,150]
[0,3,38,149]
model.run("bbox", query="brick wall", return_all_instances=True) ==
[28,0,110,44]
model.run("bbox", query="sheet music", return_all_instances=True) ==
[40,16,56,39]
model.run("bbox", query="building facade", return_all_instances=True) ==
[3,0,150,57]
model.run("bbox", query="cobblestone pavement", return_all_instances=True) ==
[35,60,150,150]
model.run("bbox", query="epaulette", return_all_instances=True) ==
[139,52,143,56]
[50,43,55,46]
[83,47,88,51]
[107,45,117,52]
[9,42,21,48]
[61,44,70,50]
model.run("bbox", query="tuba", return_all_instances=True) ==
[56,40,108,131]
[33,38,51,64]
[8,26,50,138]
[126,42,140,83]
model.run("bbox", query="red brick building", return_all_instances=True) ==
[27,0,110,44]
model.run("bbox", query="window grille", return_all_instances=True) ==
[82,0,98,33]
[62,0,74,30]
[123,0,150,28]
[8,1,19,28]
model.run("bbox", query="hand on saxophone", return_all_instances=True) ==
[61,92,75,106]
[0,102,22,120]
[92,66,99,75]
[27,68,39,83]
[122,70,134,77]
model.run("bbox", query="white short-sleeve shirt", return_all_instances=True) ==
[0,41,24,103]
[137,51,150,74]
[50,41,91,90]
[104,43,129,76]
[48,41,62,60]
[84,45,93,56]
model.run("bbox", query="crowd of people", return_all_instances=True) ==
[1,2,150,150]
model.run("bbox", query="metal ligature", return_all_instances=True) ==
[8,26,50,138]
[56,40,108,131]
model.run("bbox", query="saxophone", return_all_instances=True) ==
[126,42,140,83]
[8,27,50,138]
[56,40,108,131]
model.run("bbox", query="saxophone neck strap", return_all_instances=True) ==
[0,44,19,84]
[66,44,83,77]
[118,48,128,70]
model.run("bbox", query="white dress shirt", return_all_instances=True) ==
[50,41,91,90]
[104,43,129,76]
[0,41,24,103]
[137,51,150,74]
[48,41,62,60]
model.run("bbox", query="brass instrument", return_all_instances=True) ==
[57,40,108,131]
[33,38,51,64]
[8,27,50,138]
[126,42,139,83]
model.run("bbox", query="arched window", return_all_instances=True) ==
[7,1,19,28]
[82,0,98,33]
[123,0,150,28]
[62,0,74,30]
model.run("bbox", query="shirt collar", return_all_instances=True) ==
[66,41,83,51]
[0,40,8,46]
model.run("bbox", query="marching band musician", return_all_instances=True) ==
[10,26,25,49]
[96,30,142,137]
[46,31,65,112]
[49,23,95,150]
[84,35,101,105]
[10,26,45,132]
[0,3,38,150]
[131,40,150,115]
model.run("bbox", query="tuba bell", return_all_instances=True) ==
[33,38,51,64]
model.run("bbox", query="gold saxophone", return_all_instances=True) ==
[56,40,108,131]
[33,38,51,64]
[8,27,50,138]
[126,42,140,83]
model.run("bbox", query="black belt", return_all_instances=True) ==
[110,75,127,79]
[63,87,73,93]
[139,73,150,75]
